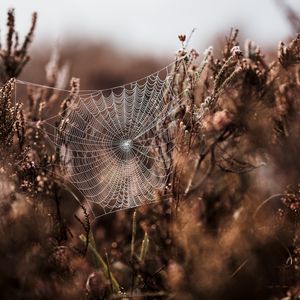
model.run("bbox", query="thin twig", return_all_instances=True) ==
[230,259,249,278]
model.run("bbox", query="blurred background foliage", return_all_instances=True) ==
[1,1,300,300]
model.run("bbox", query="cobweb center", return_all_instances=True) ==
[120,139,133,153]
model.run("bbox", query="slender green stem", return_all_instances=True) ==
[130,210,137,259]
[79,233,121,293]
[139,231,149,263]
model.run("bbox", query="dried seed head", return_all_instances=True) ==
[231,45,242,57]
[178,34,186,43]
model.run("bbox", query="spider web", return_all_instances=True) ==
[16,57,186,215]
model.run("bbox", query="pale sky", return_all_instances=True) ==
[1,0,300,56]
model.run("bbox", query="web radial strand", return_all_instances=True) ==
[34,60,184,214]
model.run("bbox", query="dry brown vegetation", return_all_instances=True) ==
[1,6,300,300]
